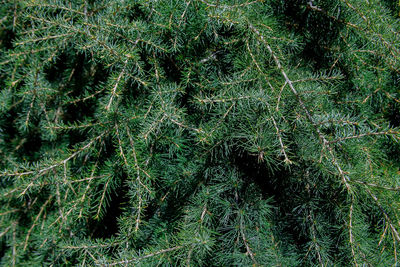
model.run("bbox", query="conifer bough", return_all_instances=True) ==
[1,0,400,266]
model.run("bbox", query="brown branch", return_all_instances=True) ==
[105,59,128,111]
[23,195,53,251]
[327,130,400,145]
[349,200,359,267]
[248,22,351,192]
[104,246,183,266]
[364,187,400,242]
[239,212,258,265]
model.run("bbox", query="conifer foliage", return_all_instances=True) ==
[1,0,400,265]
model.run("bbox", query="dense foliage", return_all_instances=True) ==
[1,0,400,265]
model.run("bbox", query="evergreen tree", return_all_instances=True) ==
[0,0,400,266]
